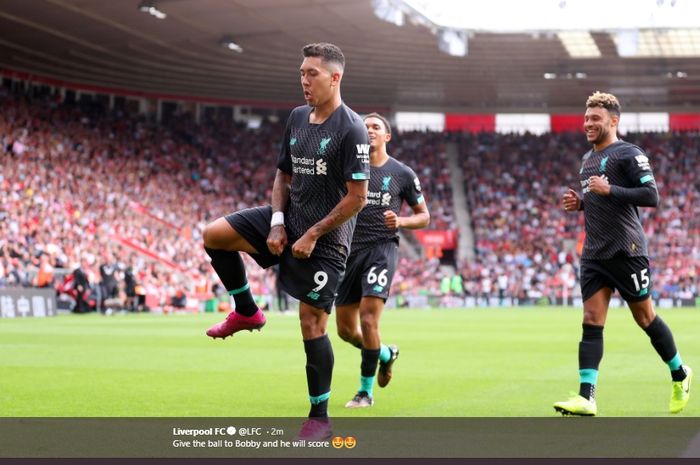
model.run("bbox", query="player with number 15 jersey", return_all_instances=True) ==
[555,91,691,417]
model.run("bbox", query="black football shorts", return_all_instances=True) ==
[226,206,345,313]
[335,240,399,306]
[580,256,653,303]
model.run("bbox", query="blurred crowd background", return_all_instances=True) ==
[2,87,698,313]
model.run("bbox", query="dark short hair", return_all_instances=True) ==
[586,91,621,117]
[363,112,392,135]
[302,43,345,71]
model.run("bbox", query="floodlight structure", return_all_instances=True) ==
[220,35,243,53]
[138,1,167,19]
[372,0,468,56]
[375,0,700,59]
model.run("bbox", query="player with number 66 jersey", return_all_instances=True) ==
[335,112,430,409]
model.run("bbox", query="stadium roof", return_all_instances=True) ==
[404,0,700,32]
[0,0,699,111]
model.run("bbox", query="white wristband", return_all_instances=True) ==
[270,211,285,228]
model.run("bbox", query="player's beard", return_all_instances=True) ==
[592,125,610,146]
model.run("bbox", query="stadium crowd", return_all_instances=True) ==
[1,86,697,310]
[0,88,278,311]
[0,88,454,311]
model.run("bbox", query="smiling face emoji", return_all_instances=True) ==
[331,436,344,449]
[343,436,357,449]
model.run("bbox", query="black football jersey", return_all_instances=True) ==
[351,156,424,254]
[278,103,370,261]
[579,140,658,259]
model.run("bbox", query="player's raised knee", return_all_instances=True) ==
[203,217,246,251]
[202,219,223,248]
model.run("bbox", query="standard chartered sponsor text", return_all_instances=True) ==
[292,155,315,175]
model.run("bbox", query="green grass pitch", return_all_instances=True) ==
[1,307,697,417]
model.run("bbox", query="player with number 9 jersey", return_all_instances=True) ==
[202,43,369,425]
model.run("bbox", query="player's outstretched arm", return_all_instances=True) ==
[290,180,368,259]
[267,169,292,256]
[384,203,430,230]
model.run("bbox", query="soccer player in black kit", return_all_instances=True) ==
[554,91,692,416]
[335,113,430,408]
[201,43,369,433]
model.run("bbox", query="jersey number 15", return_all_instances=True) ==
[630,268,650,292]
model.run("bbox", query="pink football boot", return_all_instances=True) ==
[206,309,266,339]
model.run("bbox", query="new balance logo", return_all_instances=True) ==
[316,159,327,175]
[290,137,297,146]
[356,144,370,155]
[307,291,320,301]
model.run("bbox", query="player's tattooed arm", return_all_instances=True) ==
[267,169,291,256]
[308,180,368,240]
[291,180,367,259]
[271,169,291,213]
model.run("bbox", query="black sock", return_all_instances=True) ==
[304,334,334,418]
[671,367,687,382]
[579,383,596,401]
[643,316,686,381]
[361,348,381,378]
[309,400,328,418]
[204,247,258,316]
[579,324,604,400]
[644,316,677,360]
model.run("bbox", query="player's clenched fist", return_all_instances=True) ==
[562,188,581,212]
[267,225,287,256]
[291,232,317,259]
[588,175,611,196]
[383,210,401,229]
